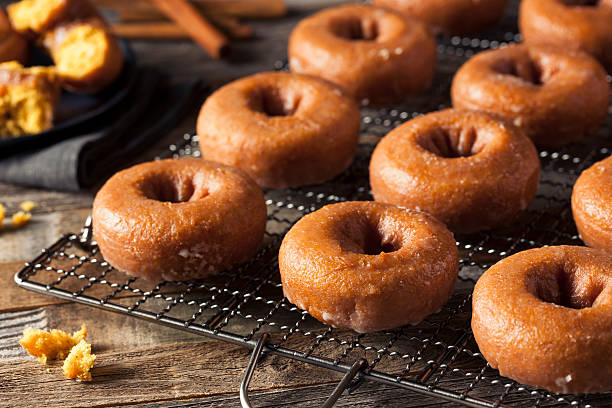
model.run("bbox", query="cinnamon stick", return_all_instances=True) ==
[150,0,230,59]
[210,14,253,39]
[94,0,286,20]
[111,22,187,39]
[112,18,253,40]
[193,0,286,18]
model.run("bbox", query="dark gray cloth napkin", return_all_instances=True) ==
[0,69,202,191]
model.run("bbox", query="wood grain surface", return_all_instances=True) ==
[0,1,451,406]
[5,1,593,407]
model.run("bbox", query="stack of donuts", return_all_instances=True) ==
[92,0,612,396]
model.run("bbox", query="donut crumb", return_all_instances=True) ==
[11,211,31,227]
[62,339,96,381]
[19,200,36,212]
[19,324,87,364]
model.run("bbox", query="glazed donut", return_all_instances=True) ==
[0,9,28,64]
[92,158,267,281]
[279,201,458,333]
[519,0,612,72]
[472,246,612,394]
[451,44,610,147]
[372,0,508,35]
[370,109,540,233]
[288,4,436,106]
[572,155,612,253]
[8,0,123,93]
[197,71,360,189]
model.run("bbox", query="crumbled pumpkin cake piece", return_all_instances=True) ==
[48,23,122,90]
[8,0,123,93]
[11,210,31,227]
[0,61,60,138]
[19,324,87,364]
[62,339,96,381]
[6,0,65,34]
[19,200,36,212]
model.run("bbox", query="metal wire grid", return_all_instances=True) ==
[14,4,612,408]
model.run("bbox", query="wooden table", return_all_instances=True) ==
[0,2,462,406]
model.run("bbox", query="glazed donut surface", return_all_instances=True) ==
[451,44,610,147]
[472,246,612,394]
[572,155,612,253]
[93,158,268,281]
[519,0,612,72]
[197,71,360,189]
[288,3,436,105]
[373,0,508,35]
[279,201,458,333]
[369,108,540,233]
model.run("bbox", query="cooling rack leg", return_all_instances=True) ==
[240,333,270,408]
[240,333,367,408]
[321,358,368,408]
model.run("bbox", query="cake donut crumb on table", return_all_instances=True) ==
[288,3,436,106]
[62,339,96,381]
[472,246,612,394]
[92,158,268,281]
[451,44,610,147]
[279,201,458,333]
[369,108,540,233]
[19,324,87,364]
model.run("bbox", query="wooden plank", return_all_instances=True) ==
[0,300,478,407]
[123,381,465,407]
[44,302,206,352]
[0,183,92,214]
[0,302,207,361]
[0,208,91,263]
[0,340,341,407]
[0,308,48,361]
[0,261,71,312]
[1,290,339,357]
[1,256,271,313]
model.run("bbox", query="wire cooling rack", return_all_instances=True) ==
[14,1,612,407]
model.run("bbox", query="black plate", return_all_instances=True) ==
[0,40,136,157]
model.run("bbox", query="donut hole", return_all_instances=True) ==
[493,58,545,85]
[528,266,604,309]
[338,215,402,255]
[142,173,207,203]
[330,16,379,41]
[419,127,483,158]
[362,227,400,255]
[249,86,301,117]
